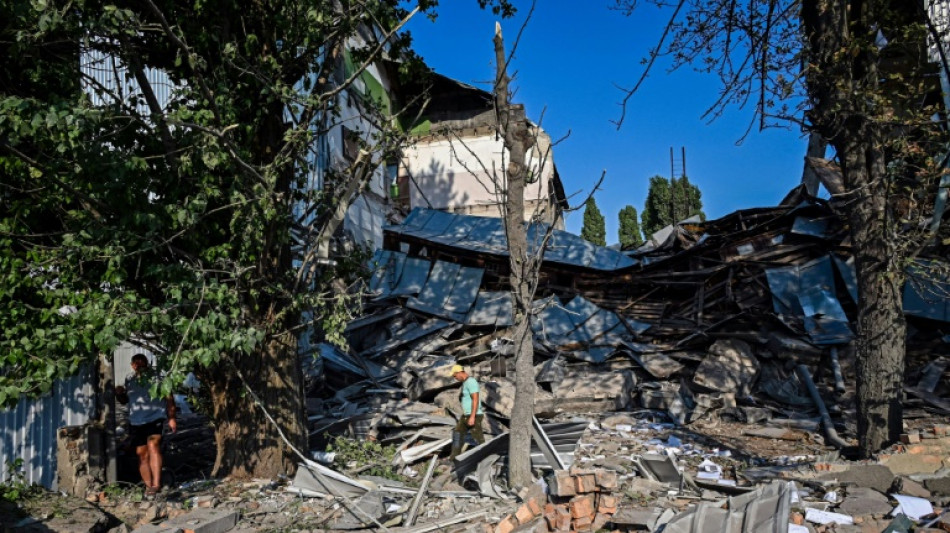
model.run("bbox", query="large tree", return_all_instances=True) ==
[0,0,511,478]
[581,197,607,246]
[640,175,705,239]
[615,0,949,456]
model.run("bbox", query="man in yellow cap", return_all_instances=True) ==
[449,364,484,459]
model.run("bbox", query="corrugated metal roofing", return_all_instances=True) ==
[765,255,854,345]
[386,208,636,271]
[465,292,514,327]
[0,368,95,489]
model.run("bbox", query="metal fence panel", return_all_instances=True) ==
[0,368,95,489]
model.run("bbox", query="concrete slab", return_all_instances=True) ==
[837,487,892,517]
[161,509,239,533]
[819,464,895,493]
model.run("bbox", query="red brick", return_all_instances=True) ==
[527,498,543,517]
[495,516,517,533]
[550,471,576,497]
[934,424,949,436]
[597,495,618,515]
[595,470,618,491]
[574,474,597,494]
[592,512,610,531]
[570,495,595,519]
[555,506,572,530]
[573,515,593,532]
[515,504,535,525]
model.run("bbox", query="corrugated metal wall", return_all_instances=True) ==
[0,369,95,489]
[80,46,173,112]
[929,0,950,62]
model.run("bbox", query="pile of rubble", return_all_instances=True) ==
[276,186,950,532]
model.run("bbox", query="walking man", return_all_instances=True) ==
[116,354,177,497]
[449,364,484,460]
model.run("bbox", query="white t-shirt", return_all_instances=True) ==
[125,374,166,426]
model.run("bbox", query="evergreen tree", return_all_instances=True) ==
[618,205,643,249]
[641,175,705,238]
[581,197,606,246]
[641,176,672,239]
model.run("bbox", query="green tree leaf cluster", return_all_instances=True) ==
[618,205,643,249]
[580,197,607,246]
[0,0,456,478]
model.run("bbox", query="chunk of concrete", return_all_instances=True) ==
[819,464,896,493]
[837,487,892,517]
[692,339,759,396]
[553,369,636,410]
[161,509,239,533]
[608,507,665,529]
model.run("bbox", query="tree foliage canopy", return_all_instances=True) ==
[618,205,643,249]
[581,197,607,246]
[0,0,517,476]
[640,175,704,239]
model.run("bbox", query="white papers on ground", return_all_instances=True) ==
[805,508,854,526]
[891,494,933,521]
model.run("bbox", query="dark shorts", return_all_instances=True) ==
[130,419,164,448]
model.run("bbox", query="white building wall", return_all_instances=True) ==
[403,134,555,219]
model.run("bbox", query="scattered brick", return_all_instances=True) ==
[495,515,517,533]
[515,504,535,525]
[550,471,576,497]
[597,495,618,515]
[574,474,598,494]
[595,470,618,491]
[570,495,595,520]
[527,498,543,517]
[573,515,593,532]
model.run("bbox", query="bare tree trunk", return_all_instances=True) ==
[803,0,907,457]
[493,22,536,489]
[842,137,907,456]
[208,332,306,479]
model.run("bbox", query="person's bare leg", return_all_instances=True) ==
[136,445,152,488]
[147,435,163,489]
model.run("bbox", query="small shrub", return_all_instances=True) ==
[1,459,37,503]
[325,435,404,481]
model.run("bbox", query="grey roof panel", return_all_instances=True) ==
[466,291,514,326]
[391,257,431,296]
[444,265,484,314]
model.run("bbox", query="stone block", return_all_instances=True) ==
[901,433,921,445]
[161,509,239,533]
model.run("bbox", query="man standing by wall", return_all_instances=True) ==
[116,354,177,497]
[449,364,484,460]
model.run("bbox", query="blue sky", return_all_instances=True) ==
[406,1,810,242]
